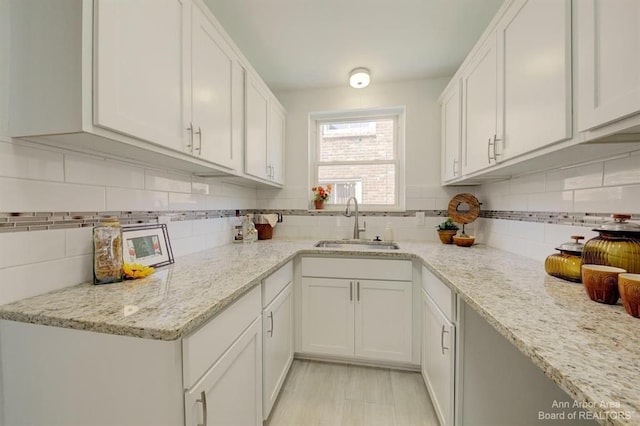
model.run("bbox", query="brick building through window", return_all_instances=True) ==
[310,107,405,210]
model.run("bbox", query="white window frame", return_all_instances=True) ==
[309,106,406,211]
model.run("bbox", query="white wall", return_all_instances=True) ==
[260,78,478,241]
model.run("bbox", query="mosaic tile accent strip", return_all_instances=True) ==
[0,209,637,234]
[0,210,240,233]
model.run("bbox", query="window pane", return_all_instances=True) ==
[319,118,394,162]
[318,164,396,205]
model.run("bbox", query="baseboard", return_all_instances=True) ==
[294,352,421,372]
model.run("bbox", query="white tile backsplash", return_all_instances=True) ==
[0,230,62,268]
[169,193,209,210]
[65,154,145,189]
[545,163,603,191]
[526,191,573,212]
[0,135,264,304]
[65,227,94,257]
[603,155,640,186]
[509,174,546,194]
[106,187,169,211]
[573,186,640,213]
[0,255,93,305]
[0,140,64,181]
[476,154,640,262]
[144,169,192,193]
[0,177,106,212]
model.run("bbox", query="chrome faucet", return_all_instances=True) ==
[345,196,366,239]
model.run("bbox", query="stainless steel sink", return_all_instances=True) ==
[314,240,400,250]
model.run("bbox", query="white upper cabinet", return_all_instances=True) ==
[441,81,462,183]
[245,73,286,186]
[461,32,498,175]
[9,0,285,185]
[497,0,572,159]
[189,3,235,169]
[577,0,640,131]
[269,102,286,185]
[246,74,271,181]
[461,0,571,177]
[94,0,187,153]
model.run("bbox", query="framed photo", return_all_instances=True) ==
[122,224,174,268]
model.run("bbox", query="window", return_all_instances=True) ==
[310,107,405,210]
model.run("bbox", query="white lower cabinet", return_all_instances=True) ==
[421,267,456,426]
[300,257,413,363]
[185,317,262,426]
[262,261,294,420]
[422,289,455,426]
[0,285,263,426]
[183,285,263,426]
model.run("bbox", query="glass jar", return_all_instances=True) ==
[545,236,584,282]
[93,217,124,284]
[581,214,640,274]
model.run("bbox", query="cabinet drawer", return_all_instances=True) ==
[182,285,261,389]
[301,257,412,281]
[422,266,454,321]
[262,261,293,307]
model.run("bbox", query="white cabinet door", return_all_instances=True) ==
[185,317,262,426]
[441,81,462,182]
[462,32,498,174]
[355,280,412,363]
[245,74,270,180]
[577,0,640,131]
[269,102,286,185]
[497,0,571,159]
[422,290,455,426]
[94,0,187,152]
[301,277,354,357]
[263,283,294,420]
[190,3,235,169]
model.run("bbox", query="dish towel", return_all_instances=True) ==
[255,214,278,228]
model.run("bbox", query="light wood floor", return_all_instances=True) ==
[266,360,440,426]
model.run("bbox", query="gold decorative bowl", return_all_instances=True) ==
[453,235,475,247]
[581,264,626,304]
[618,273,640,318]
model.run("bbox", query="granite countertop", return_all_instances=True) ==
[0,240,638,425]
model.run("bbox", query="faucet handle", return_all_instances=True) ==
[359,221,366,231]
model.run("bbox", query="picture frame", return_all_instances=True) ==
[122,224,174,268]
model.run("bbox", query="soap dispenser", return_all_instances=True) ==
[383,221,394,242]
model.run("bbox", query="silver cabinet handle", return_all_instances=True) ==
[357,281,360,302]
[441,325,449,355]
[186,123,194,153]
[197,390,207,426]
[271,164,275,180]
[194,127,202,154]
[453,158,458,176]
[350,281,353,301]
[488,134,501,163]
[267,311,274,337]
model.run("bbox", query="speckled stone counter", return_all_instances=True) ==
[0,240,638,425]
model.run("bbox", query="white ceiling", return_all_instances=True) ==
[203,0,504,91]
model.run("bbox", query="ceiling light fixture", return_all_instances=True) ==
[349,68,370,89]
